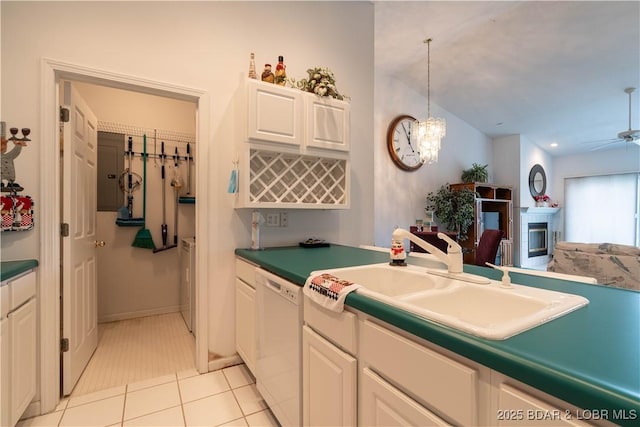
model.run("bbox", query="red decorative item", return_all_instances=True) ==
[0,194,33,232]
[1,196,13,231]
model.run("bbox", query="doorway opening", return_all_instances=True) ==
[61,82,198,397]
[40,58,210,414]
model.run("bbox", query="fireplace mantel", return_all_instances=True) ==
[522,207,561,214]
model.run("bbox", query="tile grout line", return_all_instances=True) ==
[175,372,188,427]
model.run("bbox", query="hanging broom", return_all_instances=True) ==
[132,134,156,250]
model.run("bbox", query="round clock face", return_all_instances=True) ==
[387,115,422,171]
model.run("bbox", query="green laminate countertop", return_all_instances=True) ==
[236,245,640,425]
[1,259,39,282]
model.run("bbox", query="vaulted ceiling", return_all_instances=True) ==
[375,1,640,156]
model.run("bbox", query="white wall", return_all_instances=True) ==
[492,134,521,203]
[373,74,493,246]
[552,146,640,241]
[520,135,554,208]
[74,82,197,322]
[552,146,640,205]
[1,1,374,356]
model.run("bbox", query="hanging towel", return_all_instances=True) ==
[303,272,362,312]
[227,168,238,194]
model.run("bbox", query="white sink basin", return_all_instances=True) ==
[315,263,589,340]
[317,263,448,297]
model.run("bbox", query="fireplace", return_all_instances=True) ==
[528,222,548,258]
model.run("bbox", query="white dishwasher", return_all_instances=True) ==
[255,268,303,427]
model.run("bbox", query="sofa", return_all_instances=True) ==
[547,242,640,291]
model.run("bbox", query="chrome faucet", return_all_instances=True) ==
[391,228,463,274]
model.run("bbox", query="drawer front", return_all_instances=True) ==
[9,270,36,311]
[361,320,479,426]
[304,297,357,355]
[235,258,257,288]
[496,383,592,427]
[361,367,451,426]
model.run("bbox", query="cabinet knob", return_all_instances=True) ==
[94,240,106,247]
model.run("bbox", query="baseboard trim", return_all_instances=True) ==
[98,306,181,323]
[208,354,243,372]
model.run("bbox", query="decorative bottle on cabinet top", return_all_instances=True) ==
[275,55,286,86]
[261,64,274,83]
[248,52,257,79]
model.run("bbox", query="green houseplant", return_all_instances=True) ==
[426,184,476,241]
[461,163,489,183]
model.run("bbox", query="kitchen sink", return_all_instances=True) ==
[314,263,589,340]
[317,263,449,297]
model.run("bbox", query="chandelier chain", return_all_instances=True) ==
[425,38,432,118]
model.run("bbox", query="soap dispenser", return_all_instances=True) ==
[486,263,513,289]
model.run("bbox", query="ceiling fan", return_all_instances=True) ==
[589,87,640,150]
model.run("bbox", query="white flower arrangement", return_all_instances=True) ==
[291,67,347,100]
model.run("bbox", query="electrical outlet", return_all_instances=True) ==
[265,213,280,227]
[280,212,288,227]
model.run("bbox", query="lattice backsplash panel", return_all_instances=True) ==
[249,149,347,206]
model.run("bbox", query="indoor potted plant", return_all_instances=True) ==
[426,184,476,241]
[461,163,489,183]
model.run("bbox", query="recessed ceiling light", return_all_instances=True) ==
[550,142,558,148]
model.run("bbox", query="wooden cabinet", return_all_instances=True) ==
[1,269,37,427]
[302,326,357,427]
[237,79,350,209]
[408,227,458,253]
[235,259,257,374]
[450,182,513,265]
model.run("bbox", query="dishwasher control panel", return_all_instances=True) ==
[282,286,299,304]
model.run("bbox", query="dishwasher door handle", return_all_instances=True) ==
[263,278,282,293]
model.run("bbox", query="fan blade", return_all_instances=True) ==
[588,138,625,151]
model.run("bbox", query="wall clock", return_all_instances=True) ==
[386,114,422,171]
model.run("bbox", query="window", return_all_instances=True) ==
[565,173,639,246]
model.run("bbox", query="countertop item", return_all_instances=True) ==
[1,259,39,283]
[236,245,640,425]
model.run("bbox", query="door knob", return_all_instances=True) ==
[94,240,106,247]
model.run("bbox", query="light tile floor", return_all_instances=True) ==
[18,364,279,427]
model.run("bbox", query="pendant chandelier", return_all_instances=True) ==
[411,38,446,164]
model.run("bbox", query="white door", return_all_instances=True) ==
[62,81,99,396]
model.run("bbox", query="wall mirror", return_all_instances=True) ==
[528,164,546,198]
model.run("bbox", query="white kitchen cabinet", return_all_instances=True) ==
[302,325,357,427]
[247,79,304,147]
[9,298,37,425]
[491,373,595,427]
[1,316,8,427]
[359,319,490,426]
[305,95,350,152]
[360,367,450,426]
[235,259,256,374]
[236,79,350,209]
[1,269,37,427]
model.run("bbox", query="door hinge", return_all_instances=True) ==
[60,107,70,123]
[61,223,69,237]
[61,338,69,353]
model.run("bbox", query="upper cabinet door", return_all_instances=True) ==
[305,96,350,152]
[247,79,304,146]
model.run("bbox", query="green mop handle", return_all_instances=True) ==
[142,134,147,222]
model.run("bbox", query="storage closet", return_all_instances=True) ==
[64,82,198,395]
